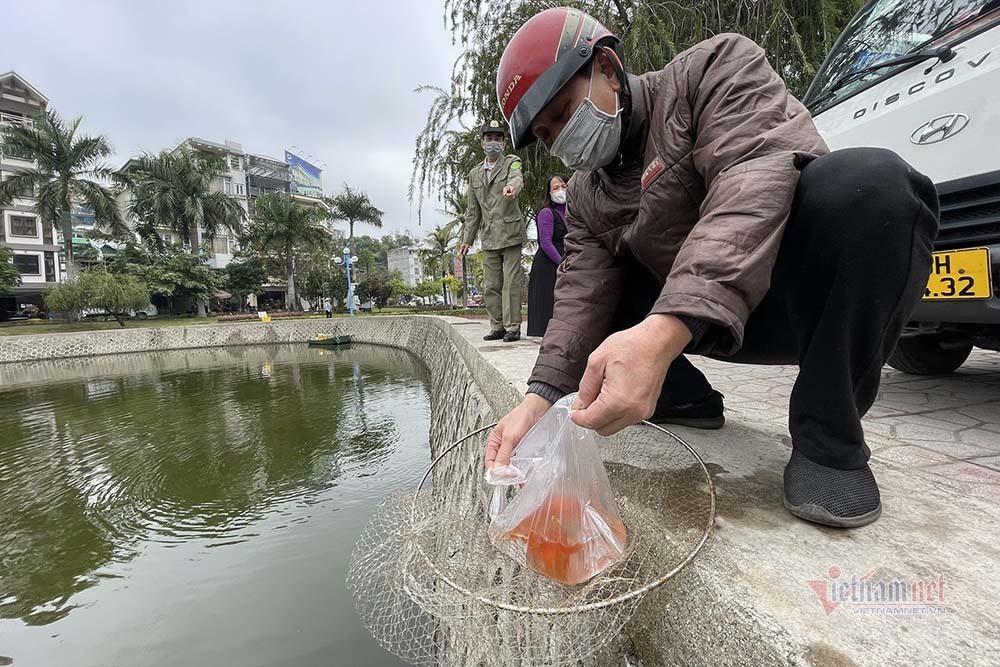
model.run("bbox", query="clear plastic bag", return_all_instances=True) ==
[485,394,627,585]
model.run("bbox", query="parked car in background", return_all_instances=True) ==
[805,0,1000,374]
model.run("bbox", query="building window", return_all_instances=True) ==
[161,232,173,244]
[9,215,38,237]
[230,156,241,170]
[13,253,40,275]
[211,236,231,254]
[223,177,233,195]
[44,251,55,282]
[42,222,53,245]
[236,183,244,195]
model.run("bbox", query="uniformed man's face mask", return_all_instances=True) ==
[483,140,504,157]
[549,66,622,172]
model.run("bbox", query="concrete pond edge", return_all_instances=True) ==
[0,316,808,666]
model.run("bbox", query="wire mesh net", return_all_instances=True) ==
[346,421,716,666]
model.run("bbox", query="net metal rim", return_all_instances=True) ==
[409,420,716,615]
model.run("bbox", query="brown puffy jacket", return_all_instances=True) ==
[530,33,829,394]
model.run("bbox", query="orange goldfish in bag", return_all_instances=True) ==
[486,395,627,585]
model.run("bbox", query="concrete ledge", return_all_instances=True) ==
[2,317,998,666]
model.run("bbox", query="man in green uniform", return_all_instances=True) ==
[461,120,526,342]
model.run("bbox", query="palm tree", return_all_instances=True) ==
[246,193,329,310]
[124,149,245,250]
[0,110,127,280]
[420,222,459,305]
[327,184,383,252]
[438,190,468,228]
[123,149,246,316]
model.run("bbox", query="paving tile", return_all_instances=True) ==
[956,428,1000,452]
[893,422,960,443]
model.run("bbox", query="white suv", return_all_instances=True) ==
[805,0,1000,373]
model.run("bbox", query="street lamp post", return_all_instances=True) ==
[333,246,359,317]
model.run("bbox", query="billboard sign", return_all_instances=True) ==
[284,150,323,198]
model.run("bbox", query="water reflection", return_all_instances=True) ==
[0,344,428,666]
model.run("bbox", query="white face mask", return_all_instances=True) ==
[483,140,504,158]
[549,66,622,172]
[550,189,567,204]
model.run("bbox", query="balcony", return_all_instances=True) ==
[1,112,35,161]
[0,112,33,128]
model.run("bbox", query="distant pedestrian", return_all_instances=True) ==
[527,173,568,337]
[324,298,332,318]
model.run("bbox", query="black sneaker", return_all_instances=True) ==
[483,330,506,341]
[503,330,521,342]
[783,450,882,528]
[649,390,725,430]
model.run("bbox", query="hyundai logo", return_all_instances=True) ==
[910,113,970,145]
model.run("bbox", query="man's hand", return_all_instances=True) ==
[571,314,693,436]
[485,393,553,468]
[502,185,517,199]
[460,243,471,256]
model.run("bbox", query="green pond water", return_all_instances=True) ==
[0,344,430,667]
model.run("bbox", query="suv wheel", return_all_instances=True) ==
[137,312,148,320]
[888,334,974,375]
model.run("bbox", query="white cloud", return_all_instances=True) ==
[4,0,463,232]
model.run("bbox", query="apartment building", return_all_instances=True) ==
[177,137,250,269]
[0,71,62,312]
[387,247,425,287]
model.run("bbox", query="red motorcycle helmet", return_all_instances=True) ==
[497,7,625,149]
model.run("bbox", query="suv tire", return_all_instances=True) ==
[888,334,974,375]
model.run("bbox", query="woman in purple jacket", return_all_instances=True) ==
[527,174,568,337]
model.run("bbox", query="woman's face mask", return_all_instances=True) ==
[550,189,567,204]
[548,66,622,172]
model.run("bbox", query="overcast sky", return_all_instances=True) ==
[3,0,461,234]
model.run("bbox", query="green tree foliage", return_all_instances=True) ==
[123,149,246,250]
[243,193,329,309]
[45,267,150,327]
[0,246,22,295]
[326,184,384,251]
[0,110,128,279]
[414,279,443,300]
[348,233,418,270]
[299,262,351,311]
[223,258,267,310]
[410,0,863,218]
[357,269,407,310]
[110,243,219,314]
[356,247,379,276]
[420,222,460,304]
[122,149,245,316]
[443,275,462,299]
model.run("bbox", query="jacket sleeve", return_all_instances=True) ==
[536,208,563,265]
[462,175,482,246]
[506,156,524,193]
[649,34,825,354]
[528,202,625,394]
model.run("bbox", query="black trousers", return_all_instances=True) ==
[613,148,939,470]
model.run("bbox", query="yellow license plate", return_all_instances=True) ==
[923,248,992,300]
